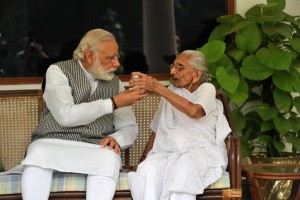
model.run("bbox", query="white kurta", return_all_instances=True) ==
[2,61,138,182]
[128,83,231,200]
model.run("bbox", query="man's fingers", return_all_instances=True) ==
[99,138,109,148]
[100,137,120,154]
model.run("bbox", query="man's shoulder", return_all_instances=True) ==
[54,59,77,66]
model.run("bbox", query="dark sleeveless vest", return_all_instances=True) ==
[32,59,119,144]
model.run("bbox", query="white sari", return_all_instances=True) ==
[128,83,231,200]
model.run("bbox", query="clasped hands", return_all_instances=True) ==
[129,72,159,92]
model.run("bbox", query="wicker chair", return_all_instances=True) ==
[0,89,242,200]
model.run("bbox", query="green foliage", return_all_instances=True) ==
[198,0,300,157]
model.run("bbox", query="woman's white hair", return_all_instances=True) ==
[73,28,115,60]
[181,50,210,82]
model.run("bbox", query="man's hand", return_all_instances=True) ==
[113,88,147,108]
[99,136,120,154]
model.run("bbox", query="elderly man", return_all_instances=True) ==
[128,50,231,200]
[21,28,146,200]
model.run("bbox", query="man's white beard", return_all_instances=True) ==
[87,58,115,81]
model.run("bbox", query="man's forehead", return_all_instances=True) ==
[98,40,118,52]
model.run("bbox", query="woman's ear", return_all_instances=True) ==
[193,69,202,83]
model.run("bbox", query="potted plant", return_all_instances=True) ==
[199,0,300,159]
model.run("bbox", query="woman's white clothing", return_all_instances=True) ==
[128,83,231,200]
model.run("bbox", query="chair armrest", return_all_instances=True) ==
[225,132,242,190]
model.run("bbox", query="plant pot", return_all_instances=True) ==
[249,153,300,200]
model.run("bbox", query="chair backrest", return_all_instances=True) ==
[121,92,161,166]
[0,90,161,169]
[0,90,43,170]
[0,89,237,172]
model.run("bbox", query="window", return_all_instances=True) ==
[0,0,233,80]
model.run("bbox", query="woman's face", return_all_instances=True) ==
[170,53,200,91]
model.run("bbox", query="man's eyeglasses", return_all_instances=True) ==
[94,49,120,62]
[169,63,194,72]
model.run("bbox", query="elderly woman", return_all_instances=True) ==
[128,50,231,200]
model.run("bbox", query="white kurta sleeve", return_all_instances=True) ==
[44,65,138,149]
[44,65,113,127]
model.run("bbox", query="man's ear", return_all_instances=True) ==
[85,50,94,64]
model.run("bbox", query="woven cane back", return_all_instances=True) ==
[0,91,43,170]
[121,93,161,166]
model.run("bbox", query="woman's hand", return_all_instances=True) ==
[129,72,159,92]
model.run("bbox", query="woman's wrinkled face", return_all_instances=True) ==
[170,53,198,90]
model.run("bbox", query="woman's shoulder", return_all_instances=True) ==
[200,82,215,88]
[198,82,216,93]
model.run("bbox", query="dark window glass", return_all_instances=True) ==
[0,0,228,77]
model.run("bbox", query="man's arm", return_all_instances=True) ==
[108,82,139,150]
[44,65,114,127]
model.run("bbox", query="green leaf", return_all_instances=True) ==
[273,118,292,135]
[198,41,226,63]
[284,132,294,143]
[273,87,292,112]
[267,0,286,12]
[262,22,293,38]
[272,71,297,92]
[235,23,262,53]
[285,14,300,29]
[258,135,273,143]
[289,115,300,133]
[226,78,248,106]
[290,65,300,92]
[291,138,300,153]
[227,49,246,64]
[208,24,230,41]
[293,96,300,115]
[216,67,239,93]
[256,46,292,70]
[245,4,285,23]
[258,103,278,121]
[231,109,246,131]
[261,120,274,132]
[241,143,254,158]
[216,14,245,24]
[273,140,285,153]
[240,55,274,80]
[290,37,300,53]
[215,54,233,69]
[223,20,251,35]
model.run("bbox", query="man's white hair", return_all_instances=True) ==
[73,28,115,60]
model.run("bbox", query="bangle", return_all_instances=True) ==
[111,97,117,110]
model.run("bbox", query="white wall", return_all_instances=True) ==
[235,0,300,16]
